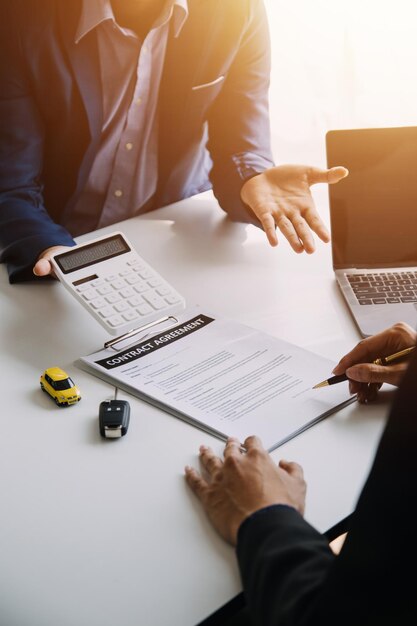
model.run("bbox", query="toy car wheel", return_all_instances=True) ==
[54,397,60,406]
[40,383,45,392]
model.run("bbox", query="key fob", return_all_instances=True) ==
[99,399,130,439]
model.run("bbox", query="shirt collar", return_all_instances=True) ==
[169,0,188,38]
[75,0,113,44]
[75,0,188,44]
[164,0,188,37]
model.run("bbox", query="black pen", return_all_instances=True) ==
[313,346,416,389]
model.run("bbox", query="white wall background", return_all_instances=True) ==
[264,0,417,166]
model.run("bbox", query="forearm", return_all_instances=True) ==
[0,190,75,282]
[0,12,75,282]
[210,154,273,226]
[237,505,335,626]
[207,0,274,223]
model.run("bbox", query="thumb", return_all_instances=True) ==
[33,257,53,277]
[346,363,398,385]
[33,245,72,278]
[308,166,349,186]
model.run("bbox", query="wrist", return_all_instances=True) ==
[242,502,297,527]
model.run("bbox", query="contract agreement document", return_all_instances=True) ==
[77,309,355,451]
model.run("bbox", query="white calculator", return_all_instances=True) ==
[50,231,186,336]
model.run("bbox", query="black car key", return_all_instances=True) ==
[99,389,130,439]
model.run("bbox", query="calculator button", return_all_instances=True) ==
[123,310,140,322]
[148,277,162,288]
[105,274,118,282]
[105,293,122,304]
[128,295,144,306]
[165,294,181,305]
[120,287,135,298]
[108,315,124,327]
[156,286,171,296]
[111,279,126,290]
[114,302,129,313]
[139,268,153,279]
[126,275,140,285]
[97,285,113,295]
[137,303,153,316]
[134,281,148,293]
[143,292,166,310]
[91,279,105,288]
[82,289,97,301]
[119,269,132,277]
[76,283,93,292]
[99,306,115,318]
[90,297,106,309]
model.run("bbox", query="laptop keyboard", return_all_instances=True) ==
[347,271,417,305]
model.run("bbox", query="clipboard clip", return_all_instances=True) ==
[104,315,180,352]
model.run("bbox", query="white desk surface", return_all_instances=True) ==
[0,191,392,626]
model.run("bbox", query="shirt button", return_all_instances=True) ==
[125,142,133,151]
[135,97,142,105]
[114,189,123,198]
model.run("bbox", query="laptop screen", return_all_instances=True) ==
[326,126,417,269]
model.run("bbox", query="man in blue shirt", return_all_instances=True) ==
[0,0,347,282]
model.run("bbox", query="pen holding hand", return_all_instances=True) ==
[331,322,416,403]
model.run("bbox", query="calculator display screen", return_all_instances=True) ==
[55,234,131,274]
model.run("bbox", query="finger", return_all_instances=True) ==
[33,258,53,277]
[349,380,369,400]
[33,245,72,278]
[243,435,265,452]
[184,466,209,501]
[348,380,363,395]
[290,217,316,254]
[258,212,278,247]
[279,459,304,479]
[356,383,380,404]
[366,383,381,403]
[199,445,223,476]
[307,166,349,186]
[275,215,304,253]
[346,363,404,385]
[327,166,349,183]
[303,208,330,243]
[356,389,370,404]
[332,331,399,375]
[224,437,244,459]
[333,323,417,376]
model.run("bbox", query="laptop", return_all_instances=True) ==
[326,126,417,337]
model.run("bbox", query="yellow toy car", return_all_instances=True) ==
[40,367,81,407]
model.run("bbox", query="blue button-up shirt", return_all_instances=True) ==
[64,0,188,234]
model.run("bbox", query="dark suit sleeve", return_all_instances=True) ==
[0,3,75,283]
[206,0,274,226]
[305,349,417,625]
[237,351,417,626]
[237,505,335,626]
